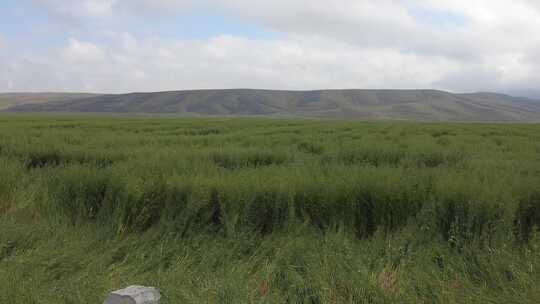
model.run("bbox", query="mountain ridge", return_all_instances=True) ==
[3,89,540,121]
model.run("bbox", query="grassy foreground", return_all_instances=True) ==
[1,115,540,303]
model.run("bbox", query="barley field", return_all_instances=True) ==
[1,115,540,303]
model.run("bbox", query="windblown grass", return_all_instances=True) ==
[1,115,540,303]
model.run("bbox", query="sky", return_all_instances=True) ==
[1,0,540,97]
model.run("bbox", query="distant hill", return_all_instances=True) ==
[3,89,540,121]
[0,92,100,110]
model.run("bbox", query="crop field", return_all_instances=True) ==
[1,115,540,303]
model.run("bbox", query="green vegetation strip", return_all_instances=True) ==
[1,115,540,303]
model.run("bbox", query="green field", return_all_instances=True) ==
[1,115,540,303]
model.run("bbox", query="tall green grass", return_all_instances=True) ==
[1,115,540,303]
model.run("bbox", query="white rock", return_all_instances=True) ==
[103,285,161,304]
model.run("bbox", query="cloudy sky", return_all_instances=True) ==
[1,0,540,96]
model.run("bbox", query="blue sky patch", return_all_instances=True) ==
[407,4,469,28]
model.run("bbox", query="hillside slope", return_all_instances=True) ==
[0,93,101,110]
[4,89,540,121]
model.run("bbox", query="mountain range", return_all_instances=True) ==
[2,89,540,121]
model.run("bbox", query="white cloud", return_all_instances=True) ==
[121,0,540,58]
[4,0,540,95]
[62,39,105,64]
[0,35,463,93]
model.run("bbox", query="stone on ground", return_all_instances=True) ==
[103,285,161,304]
